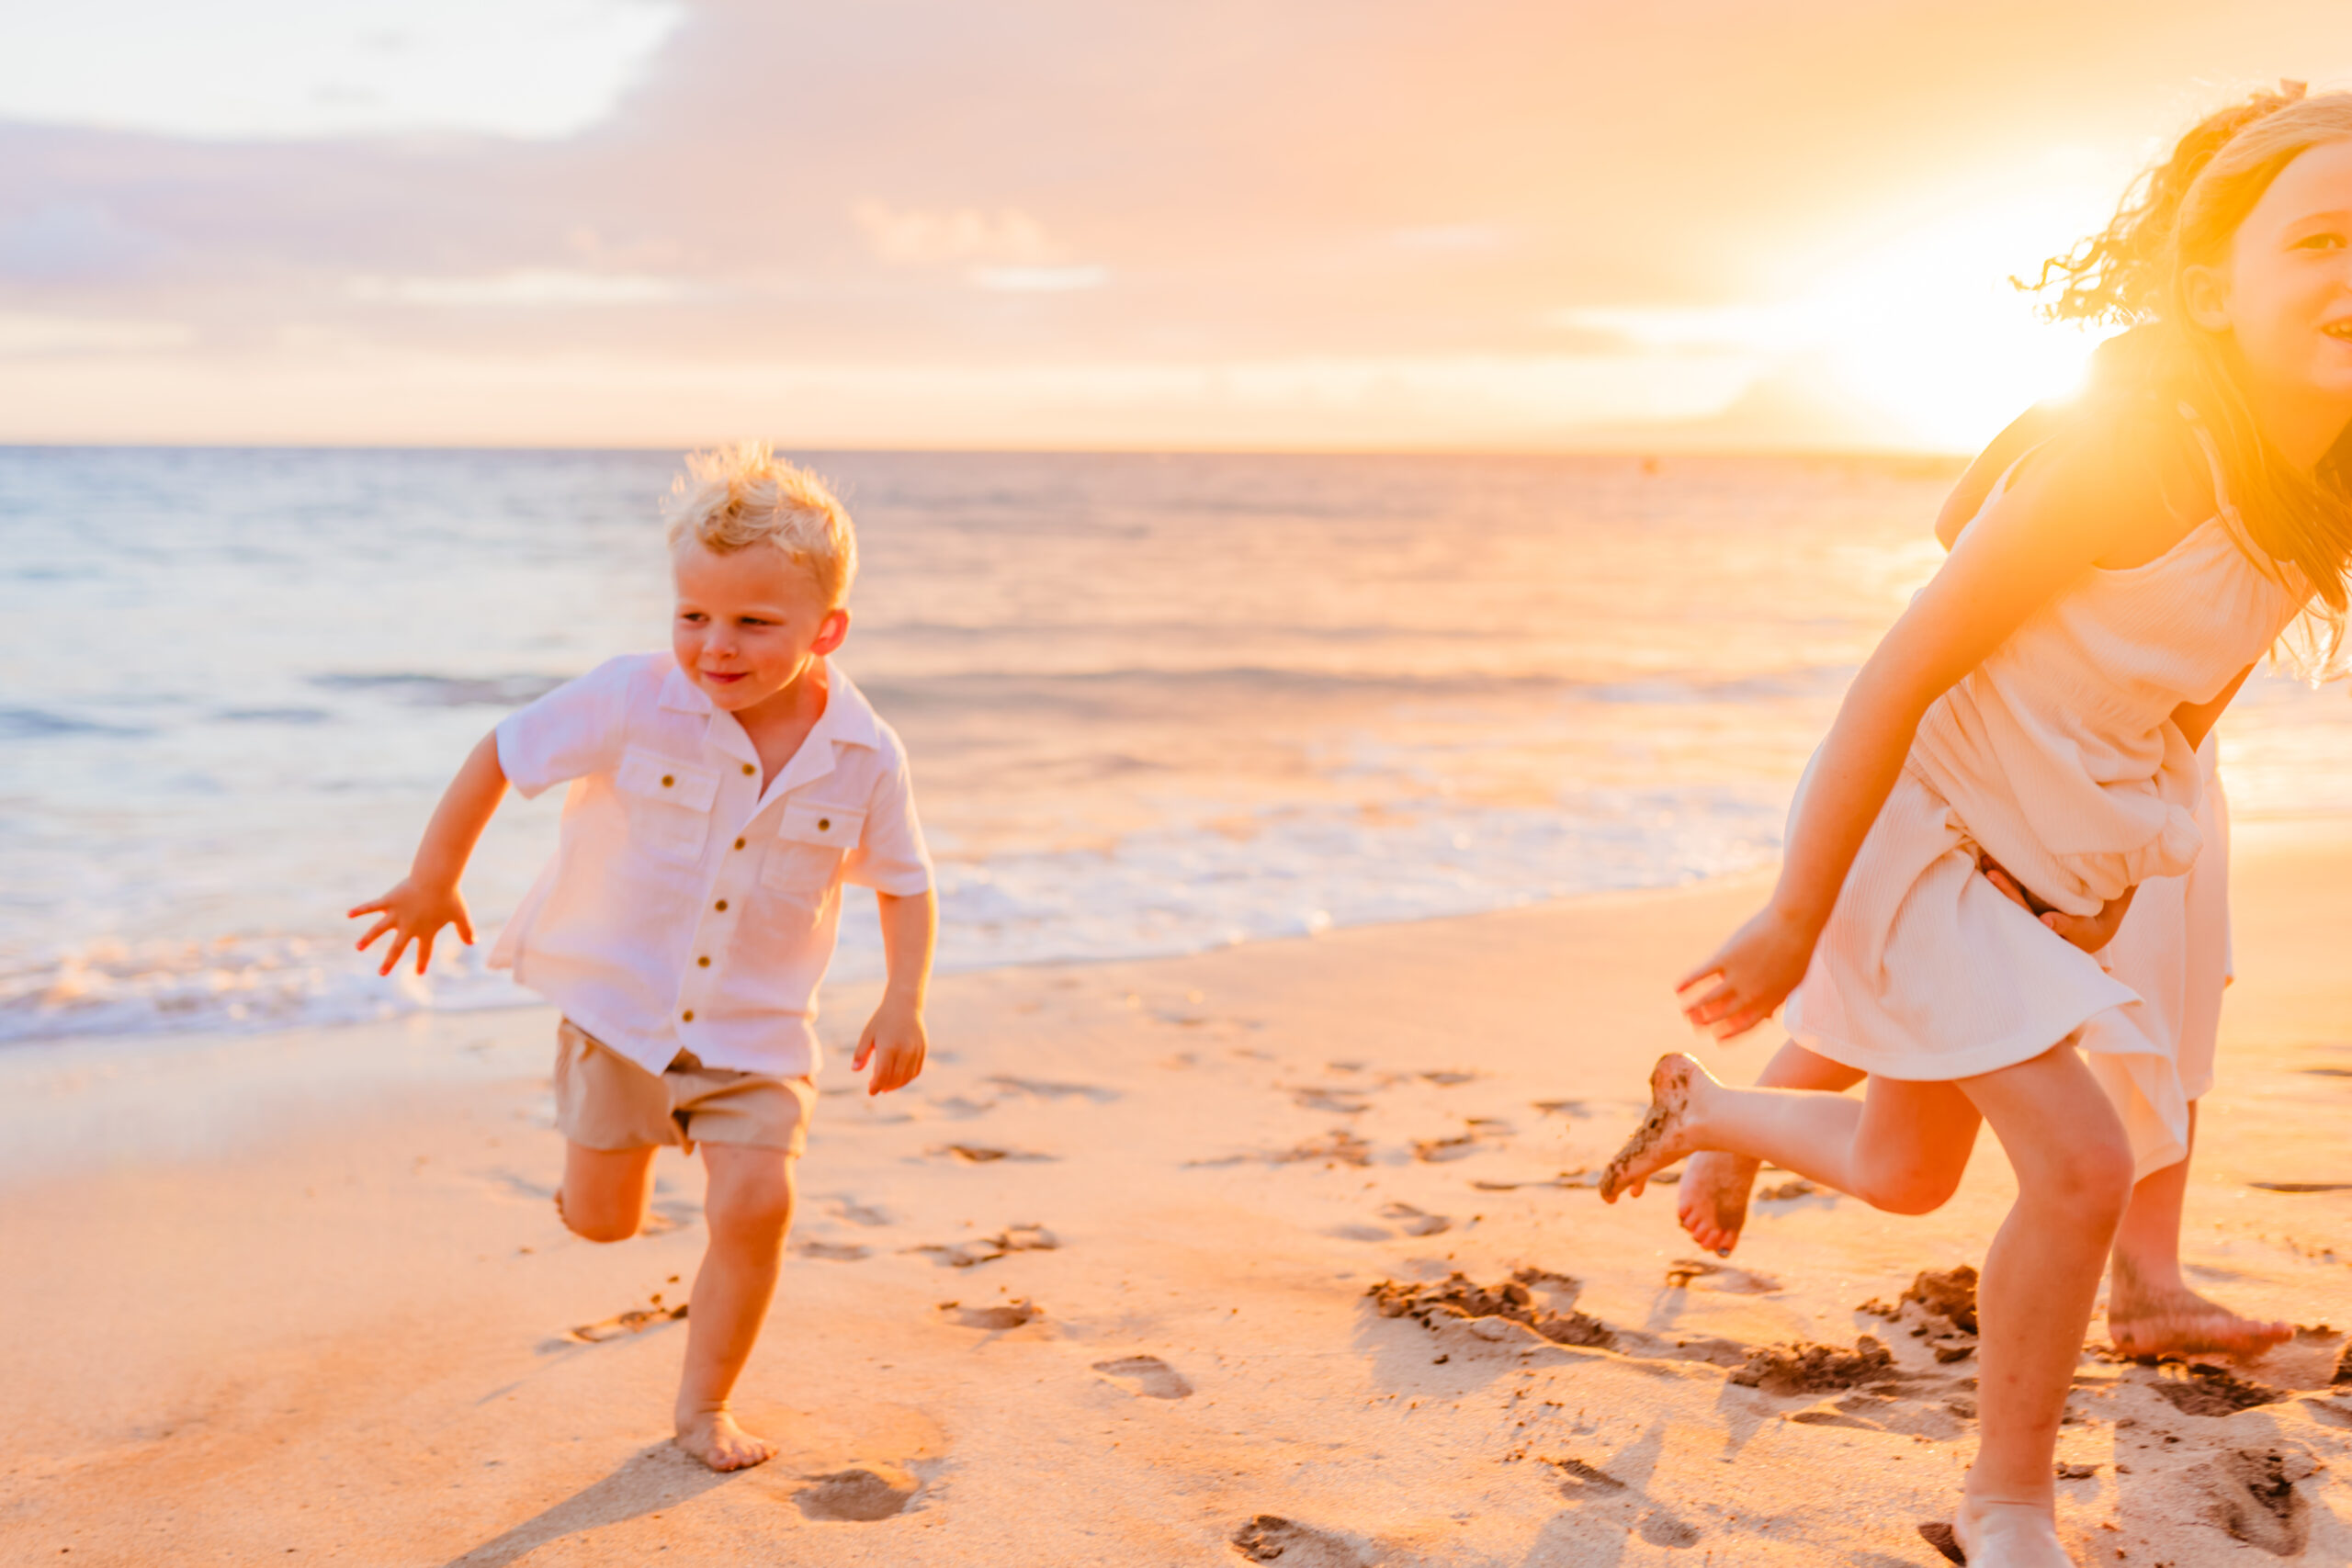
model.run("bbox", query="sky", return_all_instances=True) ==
[2,1,2348,452]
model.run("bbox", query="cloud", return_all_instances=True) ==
[0,313,190,356]
[971,265,1109,293]
[0,201,167,282]
[1387,225,1506,252]
[0,0,684,140]
[0,1,2342,447]
[345,270,691,307]
[852,201,1060,268]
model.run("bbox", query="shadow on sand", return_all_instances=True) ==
[441,1441,739,1567]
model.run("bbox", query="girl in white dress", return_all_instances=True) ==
[1679,329,2292,1363]
[1600,86,2352,1566]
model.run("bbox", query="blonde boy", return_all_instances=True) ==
[350,445,936,1471]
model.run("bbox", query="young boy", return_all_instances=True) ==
[349,444,937,1471]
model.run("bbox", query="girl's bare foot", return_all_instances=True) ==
[675,1407,776,1472]
[1600,1055,1712,1202]
[1678,1150,1758,1256]
[1954,1495,2074,1566]
[2107,1276,2292,1361]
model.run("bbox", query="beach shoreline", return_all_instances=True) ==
[6,827,2349,1565]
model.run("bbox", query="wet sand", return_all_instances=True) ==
[5,820,2349,1565]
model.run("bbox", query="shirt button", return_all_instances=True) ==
[734,837,746,850]
[741,763,755,775]
[661,774,674,787]
[697,955,711,967]
[818,817,831,830]
[714,898,729,912]
[682,1009,695,1022]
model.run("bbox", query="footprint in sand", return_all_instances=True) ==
[2193,1447,2314,1555]
[795,1240,869,1261]
[794,1463,921,1522]
[822,1196,893,1227]
[1376,1201,1452,1237]
[1419,1070,1476,1087]
[908,1224,1059,1268]
[565,1295,688,1343]
[1091,1355,1193,1399]
[1547,1457,1625,1494]
[984,1076,1119,1104]
[638,1198,701,1235]
[1663,1257,1781,1294]
[1191,1130,1371,1168]
[2146,1363,2289,1416]
[1294,1087,1372,1115]
[1410,1134,1480,1163]
[1636,1510,1701,1549]
[2249,1180,2352,1192]
[1756,1179,1821,1201]
[927,1095,996,1119]
[1229,1515,1365,1567]
[935,1144,1055,1164]
[481,1168,559,1202]
[940,1297,1042,1330]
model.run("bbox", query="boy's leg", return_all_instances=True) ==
[1950,1044,2134,1562]
[550,1021,669,1241]
[556,1141,659,1242]
[1680,1040,1864,1255]
[2107,1103,2291,1357]
[674,1142,797,1471]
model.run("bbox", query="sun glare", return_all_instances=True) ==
[1558,175,2122,451]
[1808,196,2105,450]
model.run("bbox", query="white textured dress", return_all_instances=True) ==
[2093,735,2232,1166]
[1782,440,2298,1179]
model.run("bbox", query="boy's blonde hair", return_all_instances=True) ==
[664,443,857,607]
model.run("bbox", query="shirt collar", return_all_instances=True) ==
[659,656,882,796]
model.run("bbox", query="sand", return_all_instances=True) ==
[5,820,2350,1566]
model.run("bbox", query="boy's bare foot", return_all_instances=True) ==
[1600,1055,1711,1202]
[675,1407,776,1472]
[1952,1494,2072,1566]
[1678,1150,1758,1256]
[2107,1279,2292,1361]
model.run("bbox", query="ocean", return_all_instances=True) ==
[6,446,2349,1046]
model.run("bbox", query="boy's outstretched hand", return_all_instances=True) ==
[854,996,927,1095]
[349,877,475,976]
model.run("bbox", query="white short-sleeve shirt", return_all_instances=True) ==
[487,652,933,1077]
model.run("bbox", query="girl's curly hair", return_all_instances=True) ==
[2021,83,2352,672]
[2024,81,2313,324]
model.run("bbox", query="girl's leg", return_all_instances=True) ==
[1603,1055,1980,1216]
[674,1142,797,1472]
[1681,1041,1865,1254]
[1951,1043,2136,1563]
[2107,1104,2291,1357]
[555,1140,659,1242]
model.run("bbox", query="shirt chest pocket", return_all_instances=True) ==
[615,746,719,865]
[760,800,865,897]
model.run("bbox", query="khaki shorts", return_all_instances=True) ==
[554,1020,814,1156]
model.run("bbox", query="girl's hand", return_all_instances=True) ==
[854,995,928,1095]
[1980,863,2135,954]
[1676,903,1818,1040]
[348,878,475,976]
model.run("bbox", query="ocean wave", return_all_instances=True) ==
[0,789,1781,1047]
[0,707,152,739]
[307,672,572,707]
